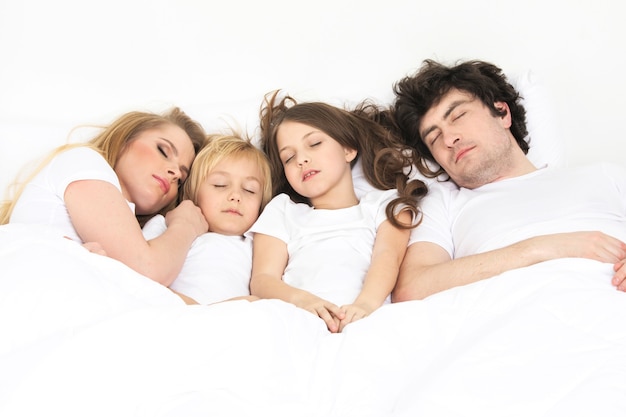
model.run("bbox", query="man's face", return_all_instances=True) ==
[419,89,517,189]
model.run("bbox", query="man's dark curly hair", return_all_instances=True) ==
[392,59,529,179]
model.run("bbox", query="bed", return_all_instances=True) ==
[1,70,625,417]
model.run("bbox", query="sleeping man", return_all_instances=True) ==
[390,59,626,301]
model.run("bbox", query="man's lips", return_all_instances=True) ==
[153,175,170,194]
[455,146,475,163]
[302,169,319,181]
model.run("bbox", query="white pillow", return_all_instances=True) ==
[510,69,565,169]
[0,70,562,201]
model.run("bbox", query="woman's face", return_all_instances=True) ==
[114,124,196,215]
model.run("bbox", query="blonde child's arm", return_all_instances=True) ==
[339,211,411,331]
[250,233,344,333]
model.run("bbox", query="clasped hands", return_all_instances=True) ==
[300,293,375,333]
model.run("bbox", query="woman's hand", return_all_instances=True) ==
[165,199,209,237]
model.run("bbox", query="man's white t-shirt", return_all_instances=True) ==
[10,147,134,242]
[143,215,253,304]
[247,189,398,306]
[410,163,626,258]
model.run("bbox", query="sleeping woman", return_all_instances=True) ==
[0,107,209,286]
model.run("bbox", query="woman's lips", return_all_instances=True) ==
[153,175,170,194]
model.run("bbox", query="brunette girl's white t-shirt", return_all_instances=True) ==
[247,189,398,306]
[10,147,134,242]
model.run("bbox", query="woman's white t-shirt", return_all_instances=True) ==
[10,147,134,242]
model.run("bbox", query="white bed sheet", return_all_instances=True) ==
[1,223,625,417]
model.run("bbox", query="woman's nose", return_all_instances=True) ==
[167,166,181,183]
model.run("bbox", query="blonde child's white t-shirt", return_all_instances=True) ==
[143,214,252,304]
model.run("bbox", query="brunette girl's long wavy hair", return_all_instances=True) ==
[259,90,428,229]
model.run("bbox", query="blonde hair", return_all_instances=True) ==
[0,107,206,225]
[183,133,272,212]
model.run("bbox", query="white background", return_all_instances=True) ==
[1,0,624,194]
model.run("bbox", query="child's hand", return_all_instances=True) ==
[338,303,375,332]
[299,294,345,333]
[82,241,107,256]
[612,259,626,291]
[64,236,107,256]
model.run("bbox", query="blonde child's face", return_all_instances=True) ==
[195,155,265,236]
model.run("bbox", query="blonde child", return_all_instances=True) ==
[248,91,428,333]
[143,133,272,305]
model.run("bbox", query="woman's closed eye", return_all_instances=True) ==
[158,145,169,157]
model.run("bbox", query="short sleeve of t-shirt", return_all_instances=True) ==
[10,147,127,242]
[246,193,296,243]
[408,181,455,257]
[48,147,122,197]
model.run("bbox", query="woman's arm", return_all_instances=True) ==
[65,179,207,286]
[250,233,344,332]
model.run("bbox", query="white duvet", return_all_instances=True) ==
[1,223,625,417]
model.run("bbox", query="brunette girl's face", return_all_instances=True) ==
[276,121,356,203]
[114,124,196,215]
